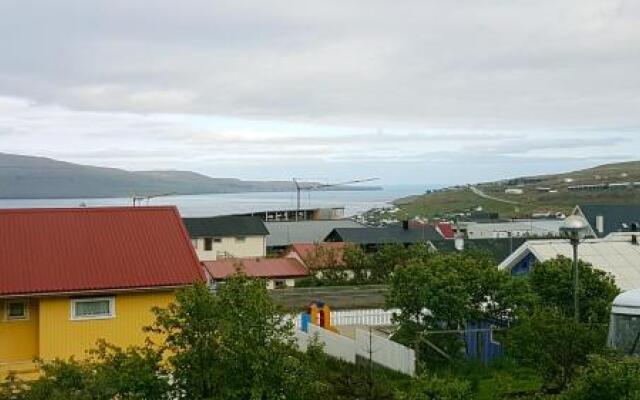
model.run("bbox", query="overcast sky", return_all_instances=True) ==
[1,0,639,185]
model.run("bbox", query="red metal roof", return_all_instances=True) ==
[0,206,204,296]
[203,258,309,279]
[436,223,455,239]
[286,242,350,267]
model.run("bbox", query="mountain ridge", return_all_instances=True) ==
[0,153,377,199]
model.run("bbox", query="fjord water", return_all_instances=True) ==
[0,185,432,217]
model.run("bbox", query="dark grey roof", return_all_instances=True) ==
[325,224,443,245]
[265,220,366,247]
[183,216,268,237]
[577,204,640,238]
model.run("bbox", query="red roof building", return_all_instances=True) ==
[436,222,455,240]
[285,242,350,269]
[203,257,309,280]
[0,206,204,296]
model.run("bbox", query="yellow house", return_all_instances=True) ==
[0,206,204,379]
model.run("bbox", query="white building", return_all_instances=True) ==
[498,235,640,291]
[460,220,564,239]
[183,216,268,261]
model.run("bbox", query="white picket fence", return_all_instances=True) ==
[295,324,415,376]
[291,308,399,329]
[330,308,399,326]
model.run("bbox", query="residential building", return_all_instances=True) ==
[203,258,309,289]
[183,215,268,260]
[456,219,565,240]
[573,204,640,238]
[265,219,366,252]
[498,235,640,291]
[284,242,354,278]
[324,221,443,251]
[285,242,349,267]
[0,207,204,379]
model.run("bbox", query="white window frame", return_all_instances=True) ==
[70,297,115,321]
[5,299,29,321]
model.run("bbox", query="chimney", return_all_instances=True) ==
[454,236,465,251]
[632,235,638,246]
[632,223,639,245]
[596,215,604,234]
[402,220,409,230]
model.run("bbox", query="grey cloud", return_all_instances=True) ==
[1,1,639,129]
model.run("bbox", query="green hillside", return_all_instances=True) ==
[393,161,640,219]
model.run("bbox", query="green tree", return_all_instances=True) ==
[148,276,324,400]
[342,245,374,282]
[371,244,432,282]
[507,310,607,390]
[561,355,640,400]
[528,257,619,324]
[386,252,512,365]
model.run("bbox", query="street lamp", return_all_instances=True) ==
[560,215,589,322]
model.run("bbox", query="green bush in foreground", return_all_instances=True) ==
[562,355,640,400]
[395,375,474,400]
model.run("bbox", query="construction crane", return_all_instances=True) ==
[292,177,380,221]
[131,192,177,207]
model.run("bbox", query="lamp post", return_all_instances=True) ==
[559,215,589,322]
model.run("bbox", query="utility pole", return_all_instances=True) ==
[368,326,374,399]
[291,177,379,222]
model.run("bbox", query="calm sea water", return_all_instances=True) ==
[0,185,433,217]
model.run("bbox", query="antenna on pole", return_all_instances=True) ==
[131,192,177,207]
[291,177,380,222]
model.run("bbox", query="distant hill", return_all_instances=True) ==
[393,160,640,219]
[0,153,376,199]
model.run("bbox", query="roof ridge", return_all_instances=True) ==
[0,205,178,214]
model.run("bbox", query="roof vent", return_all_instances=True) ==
[631,222,640,233]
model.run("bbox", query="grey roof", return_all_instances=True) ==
[265,220,366,247]
[325,224,443,245]
[499,237,640,291]
[183,216,268,237]
[577,204,640,238]
[464,220,565,238]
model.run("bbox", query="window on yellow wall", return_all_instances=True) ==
[236,236,246,243]
[5,300,28,320]
[71,297,115,320]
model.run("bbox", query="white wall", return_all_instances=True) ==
[265,278,297,290]
[192,235,266,261]
[355,329,416,376]
[294,324,416,375]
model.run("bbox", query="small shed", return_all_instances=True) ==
[608,289,640,354]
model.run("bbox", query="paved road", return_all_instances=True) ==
[469,186,520,205]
